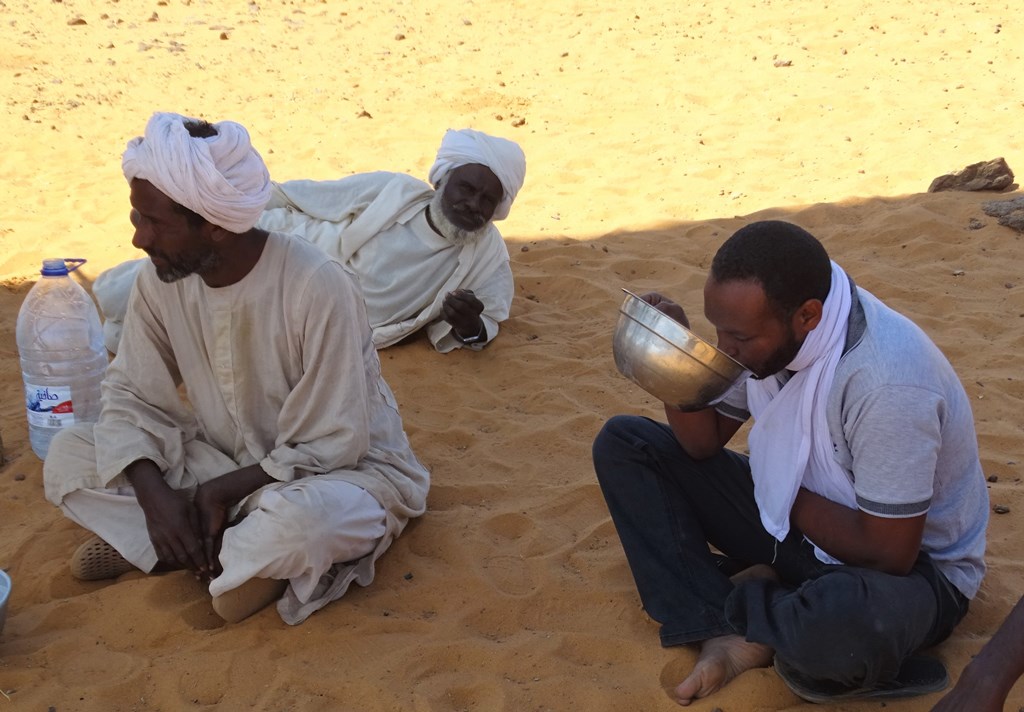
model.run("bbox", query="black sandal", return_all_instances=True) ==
[774,654,949,703]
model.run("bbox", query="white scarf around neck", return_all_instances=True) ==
[746,260,857,562]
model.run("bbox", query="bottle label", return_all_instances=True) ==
[25,383,75,428]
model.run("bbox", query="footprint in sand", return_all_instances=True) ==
[479,554,538,597]
[477,512,549,596]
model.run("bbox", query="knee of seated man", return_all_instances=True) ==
[42,424,97,495]
[46,422,93,455]
[775,571,908,683]
[594,413,636,441]
[248,484,382,550]
[593,414,653,459]
[247,488,335,544]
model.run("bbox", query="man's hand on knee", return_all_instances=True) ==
[127,459,210,578]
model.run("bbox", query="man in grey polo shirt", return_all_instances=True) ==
[593,220,988,705]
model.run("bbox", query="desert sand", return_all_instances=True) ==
[1,0,1023,709]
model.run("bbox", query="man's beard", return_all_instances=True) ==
[428,186,490,247]
[149,248,222,283]
[749,328,802,380]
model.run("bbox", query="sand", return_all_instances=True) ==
[1,0,1023,709]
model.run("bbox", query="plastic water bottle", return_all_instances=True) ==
[16,258,108,460]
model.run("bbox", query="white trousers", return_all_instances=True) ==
[61,478,386,603]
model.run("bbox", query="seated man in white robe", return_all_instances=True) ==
[43,112,430,625]
[94,128,527,354]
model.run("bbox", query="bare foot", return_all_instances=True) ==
[673,634,774,706]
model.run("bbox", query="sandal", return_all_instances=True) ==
[774,654,949,703]
[70,536,136,581]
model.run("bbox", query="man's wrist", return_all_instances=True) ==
[125,459,164,490]
[453,321,486,344]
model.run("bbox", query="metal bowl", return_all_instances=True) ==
[0,568,10,636]
[613,289,747,411]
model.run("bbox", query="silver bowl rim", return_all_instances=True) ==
[618,289,747,375]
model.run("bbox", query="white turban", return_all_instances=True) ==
[427,128,526,221]
[122,112,272,233]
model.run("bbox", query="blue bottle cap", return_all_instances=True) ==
[40,258,86,276]
[41,259,69,276]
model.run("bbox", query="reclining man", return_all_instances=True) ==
[43,112,430,625]
[593,220,988,705]
[95,128,526,354]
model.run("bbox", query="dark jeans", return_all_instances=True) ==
[593,414,969,689]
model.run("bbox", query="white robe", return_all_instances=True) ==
[44,233,430,624]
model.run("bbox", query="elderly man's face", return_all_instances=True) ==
[129,178,220,283]
[440,163,503,231]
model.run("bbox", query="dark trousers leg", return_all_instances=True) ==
[728,553,969,688]
[592,414,817,646]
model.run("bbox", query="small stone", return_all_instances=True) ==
[520,245,529,252]
[394,33,405,40]
[14,474,26,481]
[929,158,1014,193]
[968,217,985,230]
[993,504,1010,514]
[403,572,413,580]
[952,269,965,276]
[220,32,229,39]
[988,475,999,483]
[67,16,87,25]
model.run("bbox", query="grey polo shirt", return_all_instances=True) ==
[717,276,988,599]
